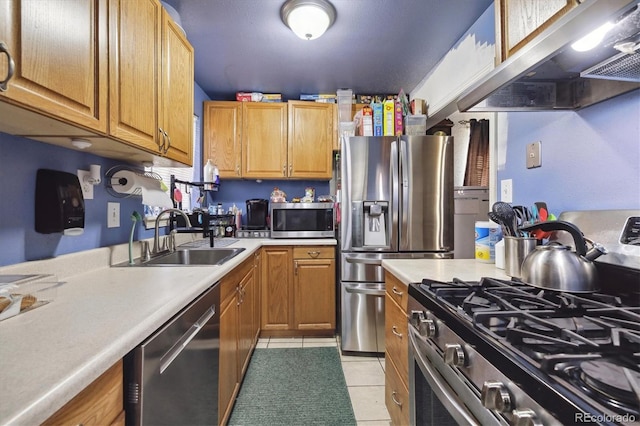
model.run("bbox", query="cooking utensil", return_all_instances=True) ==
[519,220,608,293]
[488,211,509,237]
[492,202,517,236]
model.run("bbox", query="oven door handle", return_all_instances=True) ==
[343,282,386,296]
[409,329,481,426]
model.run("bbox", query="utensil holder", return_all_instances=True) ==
[504,236,537,278]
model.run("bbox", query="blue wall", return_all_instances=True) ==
[0,133,154,266]
[496,89,640,214]
[0,82,329,267]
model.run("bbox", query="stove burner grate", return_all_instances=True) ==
[563,360,640,415]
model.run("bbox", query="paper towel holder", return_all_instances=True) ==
[104,165,163,198]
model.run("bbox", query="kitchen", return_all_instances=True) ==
[1,0,639,425]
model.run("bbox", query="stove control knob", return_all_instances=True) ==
[419,318,437,338]
[481,381,512,412]
[409,310,426,327]
[511,409,542,426]
[444,344,465,367]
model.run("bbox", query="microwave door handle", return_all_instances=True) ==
[159,306,216,374]
[409,330,480,426]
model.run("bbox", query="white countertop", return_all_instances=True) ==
[381,258,510,285]
[0,237,335,425]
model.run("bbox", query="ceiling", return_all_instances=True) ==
[162,0,494,101]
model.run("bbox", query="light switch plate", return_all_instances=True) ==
[77,170,94,200]
[107,202,120,228]
[501,179,513,203]
[526,141,542,169]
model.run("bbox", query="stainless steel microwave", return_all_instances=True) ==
[270,202,335,238]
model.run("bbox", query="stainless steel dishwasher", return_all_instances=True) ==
[125,282,220,425]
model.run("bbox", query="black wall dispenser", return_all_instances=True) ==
[35,169,85,235]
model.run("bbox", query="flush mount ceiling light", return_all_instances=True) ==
[281,0,336,40]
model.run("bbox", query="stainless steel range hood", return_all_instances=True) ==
[457,0,640,112]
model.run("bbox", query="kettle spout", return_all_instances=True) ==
[585,242,607,261]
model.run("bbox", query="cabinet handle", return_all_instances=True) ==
[307,250,320,258]
[392,286,404,296]
[391,391,402,407]
[282,164,287,175]
[0,42,15,92]
[289,164,292,175]
[236,165,240,176]
[158,127,166,151]
[163,131,171,154]
[392,326,403,338]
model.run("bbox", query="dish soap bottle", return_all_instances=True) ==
[204,159,214,190]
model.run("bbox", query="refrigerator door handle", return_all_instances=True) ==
[391,139,400,251]
[399,137,409,250]
[343,282,386,297]
[345,257,382,266]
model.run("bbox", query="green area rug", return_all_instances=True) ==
[228,347,357,426]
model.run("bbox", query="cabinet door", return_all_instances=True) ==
[160,8,193,165]
[43,360,123,426]
[261,247,293,330]
[294,257,335,330]
[109,0,161,152]
[498,0,577,61]
[242,102,288,179]
[0,0,108,132]
[238,265,255,378]
[203,101,242,178]
[288,101,334,179]
[218,290,239,426]
[252,250,262,343]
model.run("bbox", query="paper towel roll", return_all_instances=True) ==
[111,170,172,207]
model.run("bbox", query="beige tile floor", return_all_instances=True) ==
[256,336,391,425]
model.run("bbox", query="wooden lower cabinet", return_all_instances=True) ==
[385,355,410,426]
[384,271,410,425]
[261,246,335,336]
[218,255,259,425]
[43,360,124,426]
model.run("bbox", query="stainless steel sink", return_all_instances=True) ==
[114,247,246,267]
[144,248,245,266]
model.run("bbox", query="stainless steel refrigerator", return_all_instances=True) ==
[339,135,454,354]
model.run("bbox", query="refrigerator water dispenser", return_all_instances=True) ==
[363,201,388,247]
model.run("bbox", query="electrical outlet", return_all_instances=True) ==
[77,170,94,200]
[526,141,542,169]
[501,179,513,203]
[107,202,120,228]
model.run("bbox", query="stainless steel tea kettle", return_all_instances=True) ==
[518,221,607,293]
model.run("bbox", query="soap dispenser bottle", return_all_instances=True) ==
[204,159,214,190]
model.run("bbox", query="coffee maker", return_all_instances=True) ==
[246,199,269,229]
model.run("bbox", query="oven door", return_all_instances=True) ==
[408,326,505,426]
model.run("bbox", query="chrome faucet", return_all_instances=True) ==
[153,208,192,255]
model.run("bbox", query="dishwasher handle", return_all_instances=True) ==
[159,305,216,374]
[343,282,386,297]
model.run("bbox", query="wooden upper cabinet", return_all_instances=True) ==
[0,0,108,132]
[497,0,578,62]
[160,8,193,165]
[288,101,334,179]
[242,102,288,179]
[109,0,161,153]
[203,101,242,178]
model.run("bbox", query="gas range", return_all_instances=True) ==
[407,210,640,426]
